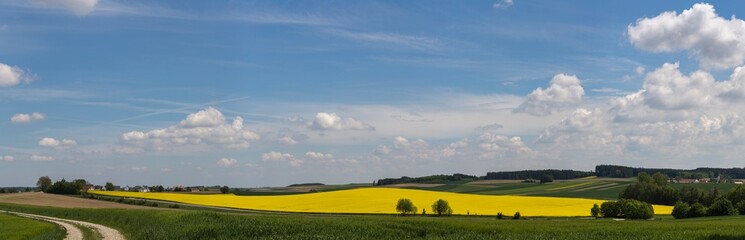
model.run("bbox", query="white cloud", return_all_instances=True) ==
[278,136,298,145]
[119,107,260,152]
[514,73,585,116]
[493,0,514,9]
[30,155,54,161]
[0,62,34,87]
[10,112,45,123]
[635,66,646,75]
[131,166,148,172]
[305,151,333,160]
[328,29,440,51]
[38,137,77,149]
[309,112,375,131]
[216,158,238,167]
[32,0,98,16]
[1,155,14,161]
[628,3,745,69]
[262,151,303,167]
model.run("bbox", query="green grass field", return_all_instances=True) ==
[0,212,66,240]
[2,203,745,240]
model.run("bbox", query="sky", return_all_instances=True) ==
[3,0,745,187]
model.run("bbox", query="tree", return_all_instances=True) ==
[707,198,736,216]
[637,172,652,184]
[590,204,600,217]
[431,199,452,216]
[513,211,521,219]
[37,176,52,193]
[600,201,620,218]
[688,203,707,218]
[105,182,115,191]
[540,174,554,184]
[496,212,504,219]
[220,186,230,194]
[672,202,691,219]
[736,201,745,215]
[652,172,669,186]
[396,198,418,216]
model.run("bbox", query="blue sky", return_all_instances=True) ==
[3,0,745,187]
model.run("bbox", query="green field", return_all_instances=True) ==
[226,178,742,201]
[0,212,66,240]
[2,203,745,240]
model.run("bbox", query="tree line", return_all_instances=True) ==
[484,169,592,180]
[376,174,478,186]
[596,165,745,179]
[36,176,88,195]
[617,172,745,219]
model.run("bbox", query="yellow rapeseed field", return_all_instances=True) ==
[90,188,673,216]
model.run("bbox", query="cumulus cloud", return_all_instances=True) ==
[10,112,45,123]
[30,155,54,161]
[278,136,298,145]
[628,3,745,69]
[31,0,98,16]
[262,151,303,166]
[308,112,375,131]
[514,74,585,116]
[0,63,34,87]
[38,137,77,149]
[305,151,333,160]
[493,0,514,9]
[216,158,238,167]
[1,155,14,161]
[118,107,260,152]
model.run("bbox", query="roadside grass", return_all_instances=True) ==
[0,211,66,240]
[2,203,745,240]
[75,223,102,240]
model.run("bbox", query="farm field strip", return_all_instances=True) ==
[571,183,619,192]
[545,181,595,191]
[91,188,673,216]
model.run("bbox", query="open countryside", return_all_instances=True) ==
[90,187,673,216]
[5,1,745,239]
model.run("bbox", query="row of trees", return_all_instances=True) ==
[485,169,592,180]
[376,174,478,186]
[671,198,743,219]
[36,176,88,195]
[396,198,453,216]
[592,199,655,219]
[595,165,745,179]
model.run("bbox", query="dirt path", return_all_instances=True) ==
[7,211,125,240]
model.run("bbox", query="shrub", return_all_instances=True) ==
[395,198,418,216]
[148,202,159,207]
[672,202,690,219]
[169,204,180,209]
[619,199,654,219]
[599,199,654,219]
[708,198,736,216]
[496,212,504,219]
[431,199,452,216]
[737,201,745,215]
[600,201,620,218]
[688,203,707,218]
[590,204,600,217]
[513,212,521,219]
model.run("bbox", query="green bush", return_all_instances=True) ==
[395,198,417,216]
[672,202,690,219]
[600,201,620,218]
[513,212,521,219]
[496,212,504,220]
[599,199,654,219]
[737,201,745,215]
[688,203,707,218]
[431,199,452,216]
[169,204,180,209]
[590,204,600,217]
[707,198,736,216]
